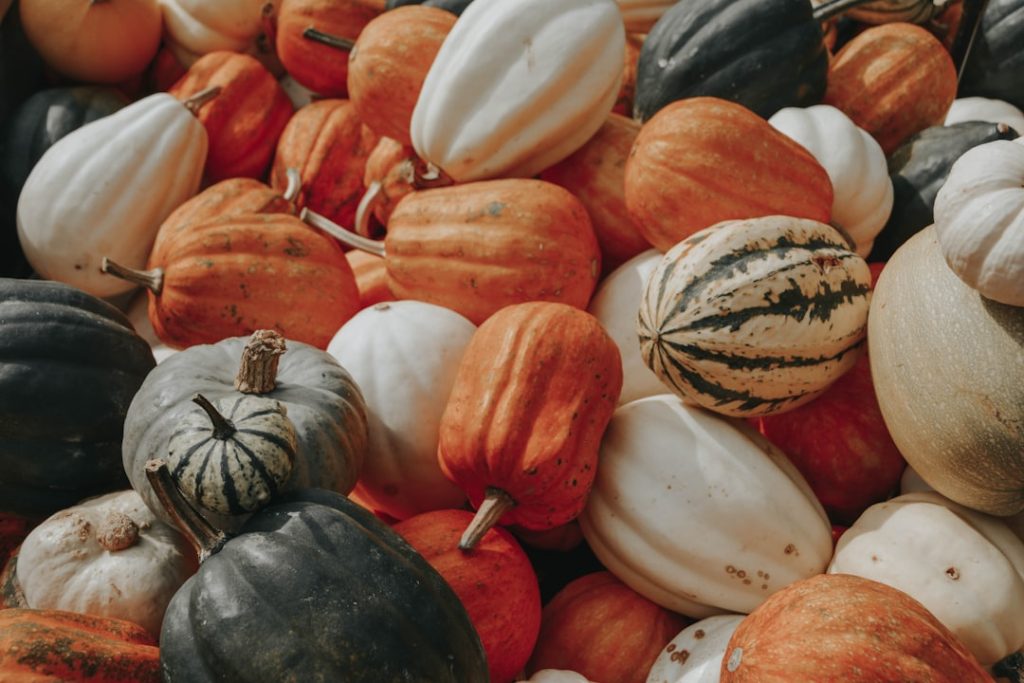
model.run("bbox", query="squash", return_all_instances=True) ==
[869,227,1024,515]
[933,138,1024,306]
[945,96,1024,130]
[624,97,833,252]
[526,672,595,683]
[638,216,872,418]
[438,302,622,548]
[959,0,1024,110]
[768,105,893,257]
[346,249,393,307]
[359,136,421,233]
[17,90,211,299]
[327,301,472,519]
[646,614,745,683]
[160,0,279,66]
[19,0,161,83]
[0,609,160,682]
[410,0,624,182]
[579,395,833,617]
[394,508,542,683]
[719,574,992,682]
[0,279,155,518]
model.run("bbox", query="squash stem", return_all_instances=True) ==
[95,511,140,552]
[145,459,228,563]
[100,257,164,294]
[235,329,287,394]
[811,0,876,22]
[283,167,301,204]
[354,181,382,238]
[300,207,387,257]
[192,394,237,440]
[184,85,222,116]
[412,161,454,190]
[459,488,516,551]
[302,27,355,51]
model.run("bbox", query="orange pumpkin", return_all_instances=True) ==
[824,23,957,154]
[347,6,457,145]
[0,609,160,682]
[437,302,622,548]
[346,250,394,308]
[359,136,421,234]
[720,573,991,682]
[269,99,380,230]
[394,509,542,683]
[624,97,833,252]
[169,51,294,182]
[145,43,189,94]
[526,571,689,683]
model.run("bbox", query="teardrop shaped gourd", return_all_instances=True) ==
[410,0,625,181]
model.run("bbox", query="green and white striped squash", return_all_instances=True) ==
[637,216,872,418]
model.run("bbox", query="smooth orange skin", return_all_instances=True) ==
[345,249,394,309]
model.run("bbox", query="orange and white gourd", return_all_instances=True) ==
[616,0,680,33]
[944,97,1024,133]
[933,139,1024,306]
[579,394,833,618]
[769,104,893,256]
[16,93,208,298]
[159,0,277,66]
[646,614,745,683]
[410,0,625,182]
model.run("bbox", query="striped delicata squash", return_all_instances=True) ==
[638,215,872,417]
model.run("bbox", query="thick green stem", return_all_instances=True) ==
[192,394,237,440]
[300,207,386,257]
[303,27,355,51]
[145,459,227,563]
[100,257,164,294]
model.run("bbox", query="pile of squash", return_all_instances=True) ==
[1,0,1024,680]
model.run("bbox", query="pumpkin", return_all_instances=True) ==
[768,105,893,257]
[359,136,421,233]
[123,330,368,530]
[438,302,622,548]
[346,249,393,307]
[347,6,457,145]
[527,571,689,683]
[526,672,595,683]
[327,301,472,519]
[410,0,624,182]
[579,395,833,617]
[638,216,872,418]
[302,178,602,325]
[933,138,1024,306]
[0,279,155,518]
[624,97,833,252]
[19,0,161,83]
[394,508,542,683]
[0,609,161,682]
[169,51,294,182]
[719,574,992,682]
[869,227,1024,515]
[16,90,212,298]
[646,614,745,683]
[160,0,278,66]
[824,22,958,154]
[945,96,1024,130]
[959,0,1024,110]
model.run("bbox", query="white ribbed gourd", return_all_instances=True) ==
[646,614,745,683]
[617,0,680,33]
[410,0,624,182]
[159,0,277,66]
[945,97,1024,133]
[769,104,893,257]
[17,92,207,298]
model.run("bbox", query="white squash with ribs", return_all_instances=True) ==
[944,97,1024,134]
[159,0,278,66]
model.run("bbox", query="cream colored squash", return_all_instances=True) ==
[17,92,207,298]
[411,0,624,182]
[768,105,893,256]
[617,0,680,32]
[521,671,594,683]
[326,301,474,520]
[127,291,177,365]
[159,0,278,66]
[579,394,832,618]
[646,614,744,683]
[14,490,196,639]
[829,491,1024,664]
[587,249,665,405]
[933,139,1024,306]
[945,97,1024,134]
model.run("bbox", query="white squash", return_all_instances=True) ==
[933,139,1024,306]
[326,301,474,520]
[646,614,745,683]
[768,105,893,257]
[521,671,595,683]
[14,490,196,639]
[587,249,665,405]
[829,491,1024,664]
[617,0,680,32]
[411,0,624,182]
[945,97,1024,134]
[159,0,277,66]
[17,92,208,298]
[579,394,833,617]
[127,291,177,364]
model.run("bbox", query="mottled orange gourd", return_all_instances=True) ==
[360,136,421,230]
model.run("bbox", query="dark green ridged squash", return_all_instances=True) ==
[959,0,1024,110]
[868,120,1019,261]
[0,278,155,516]
[150,461,489,682]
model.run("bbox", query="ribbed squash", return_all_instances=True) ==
[959,0,1024,110]
[624,97,833,252]
[647,615,745,683]
[360,136,420,231]
[346,250,393,307]
[160,0,276,66]
[638,216,872,418]
[945,96,1024,130]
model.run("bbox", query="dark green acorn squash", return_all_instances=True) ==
[867,120,1020,261]
[959,0,1024,109]
[0,278,156,516]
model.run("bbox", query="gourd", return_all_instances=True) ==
[526,673,595,683]
[638,216,872,418]
[159,0,278,66]
[945,96,1024,131]
[959,0,1024,110]
[646,614,745,683]
[346,250,393,308]
[410,0,625,182]
[359,136,418,230]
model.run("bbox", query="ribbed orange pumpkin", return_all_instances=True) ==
[526,572,689,683]
[0,609,160,682]
[360,136,420,232]
[824,23,957,155]
[624,97,833,252]
[169,51,294,182]
[347,6,457,145]
[346,250,393,308]
[394,509,542,683]
[720,573,991,682]
[437,302,622,548]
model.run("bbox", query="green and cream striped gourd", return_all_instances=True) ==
[637,216,872,417]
